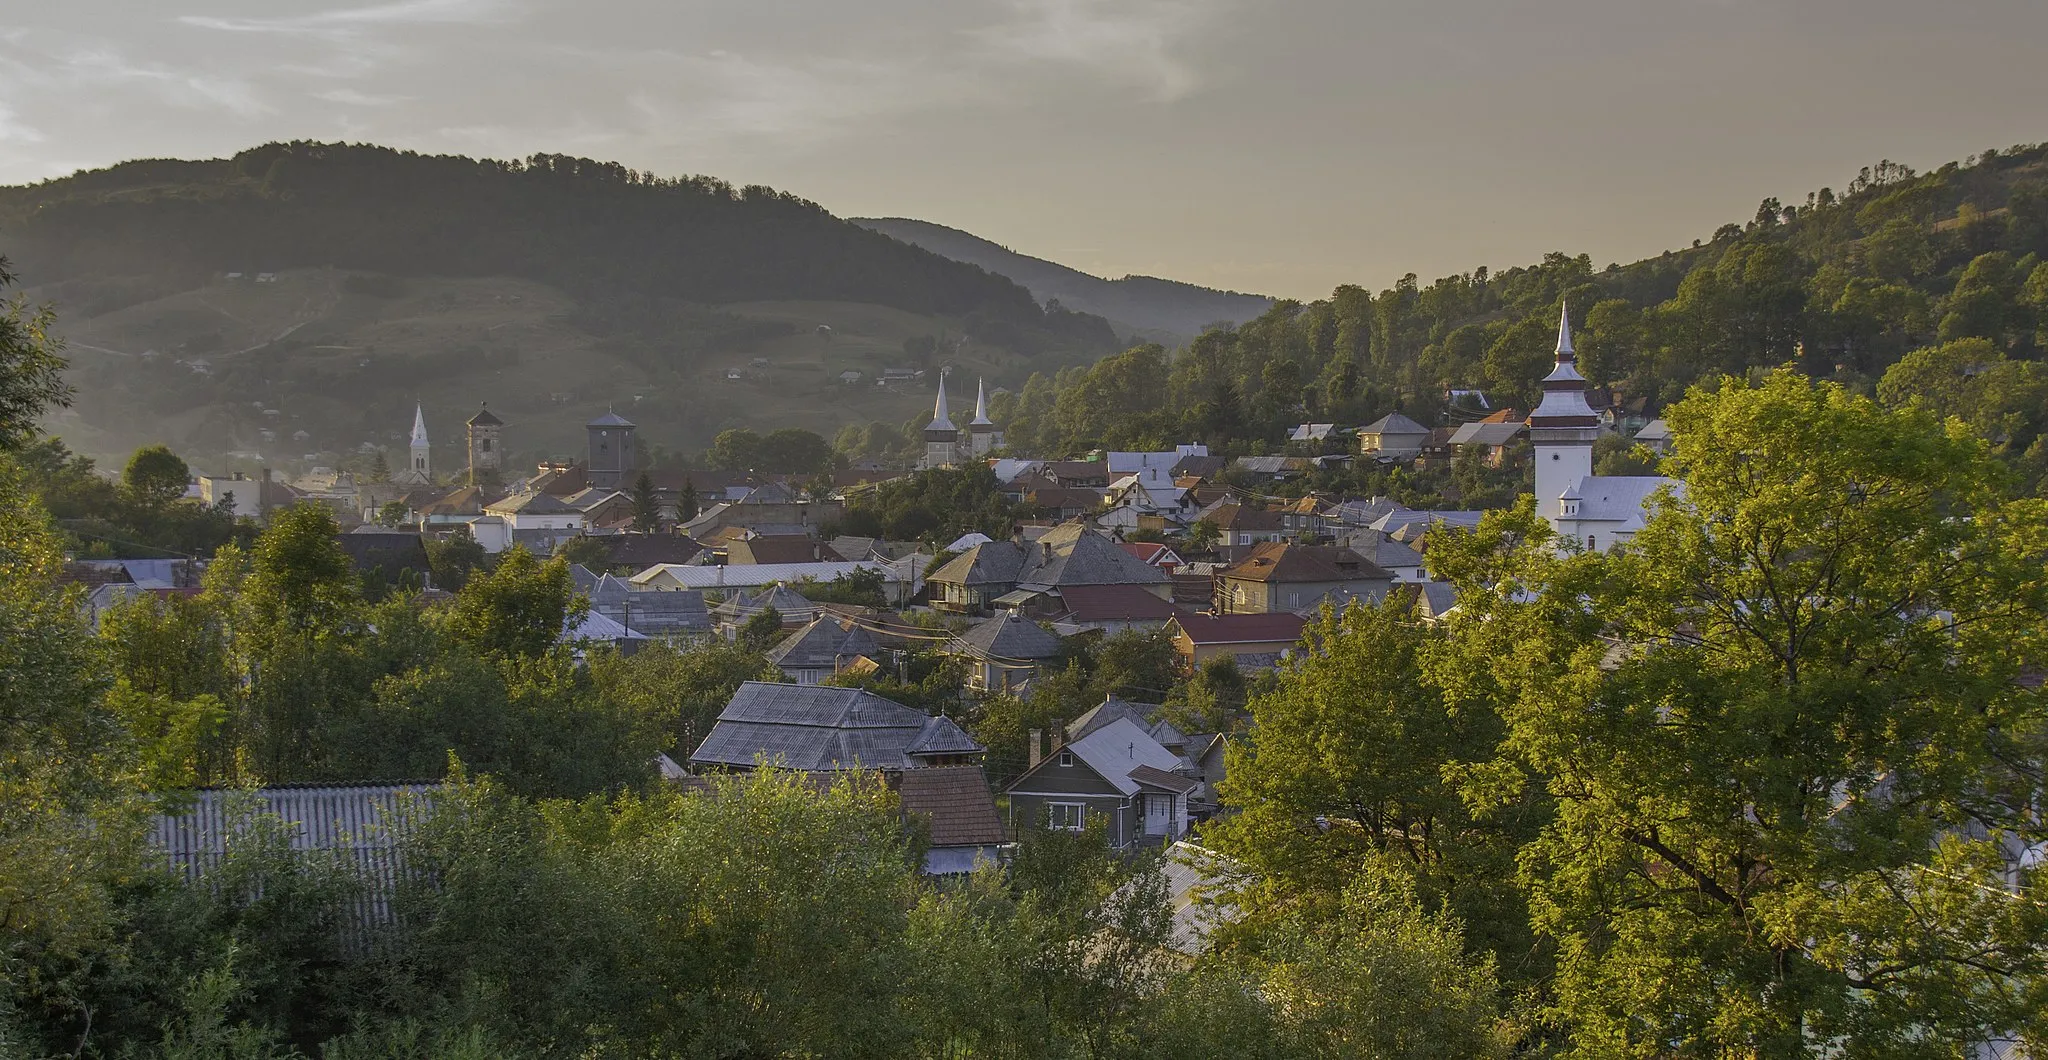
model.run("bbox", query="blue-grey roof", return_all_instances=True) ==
[946,611,1065,662]
[689,682,983,771]
[904,715,983,757]
[766,617,882,670]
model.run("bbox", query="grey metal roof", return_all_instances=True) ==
[690,682,981,771]
[932,522,1170,591]
[1015,523,1170,589]
[709,583,817,620]
[1067,695,1157,742]
[766,617,882,670]
[1360,412,1429,436]
[946,611,1065,661]
[587,408,636,428]
[1448,421,1525,446]
[904,715,984,757]
[929,541,1028,587]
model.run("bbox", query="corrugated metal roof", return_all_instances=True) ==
[151,786,437,936]
[690,682,982,771]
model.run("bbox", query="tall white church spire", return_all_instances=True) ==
[401,403,433,484]
[1529,304,1598,530]
[970,377,993,426]
[927,370,956,433]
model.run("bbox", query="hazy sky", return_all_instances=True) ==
[4,0,2045,298]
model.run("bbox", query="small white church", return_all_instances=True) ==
[1531,306,1676,553]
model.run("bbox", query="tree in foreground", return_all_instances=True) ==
[0,259,70,452]
[1431,370,2048,1054]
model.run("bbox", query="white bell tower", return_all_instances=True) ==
[1529,305,1598,533]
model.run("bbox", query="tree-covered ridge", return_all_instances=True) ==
[0,142,1105,345]
[988,144,2048,462]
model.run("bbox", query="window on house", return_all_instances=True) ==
[1048,802,1085,831]
[1587,535,1597,551]
[1058,750,1074,768]
[481,439,492,452]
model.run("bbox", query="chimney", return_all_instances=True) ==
[1028,729,1043,768]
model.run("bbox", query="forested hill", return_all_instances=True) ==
[0,143,1079,329]
[854,216,1273,339]
[978,143,2048,484]
[0,143,1127,462]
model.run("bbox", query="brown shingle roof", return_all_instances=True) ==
[1170,611,1307,646]
[1205,502,1285,531]
[1057,584,1180,621]
[727,535,834,565]
[1219,542,1390,584]
[897,767,1007,847]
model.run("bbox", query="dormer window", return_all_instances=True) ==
[1058,750,1074,768]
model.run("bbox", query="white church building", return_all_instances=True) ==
[1531,306,1676,553]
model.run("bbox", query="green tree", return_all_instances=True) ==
[425,531,487,592]
[0,455,142,973]
[736,605,784,652]
[1184,518,1220,553]
[0,259,71,451]
[629,471,661,532]
[1208,600,1536,984]
[755,428,835,474]
[376,500,410,527]
[675,479,701,523]
[1446,371,2048,1053]
[446,547,580,659]
[708,428,763,471]
[123,444,191,508]
[1236,864,1514,1059]
[587,639,781,757]
[243,504,359,638]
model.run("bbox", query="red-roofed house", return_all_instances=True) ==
[1050,584,1184,635]
[1165,612,1307,672]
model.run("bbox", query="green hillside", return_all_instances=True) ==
[0,143,1122,465]
[992,145,2048,480]
[853,216,1272,341]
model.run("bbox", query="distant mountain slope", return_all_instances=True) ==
[0,143,1121,358]
[852,217,1272,339]
[0,143,1129,463]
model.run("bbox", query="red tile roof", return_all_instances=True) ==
[1057,584,1181,621]
[896,766,1007,847]
[1169,611,1308,646]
